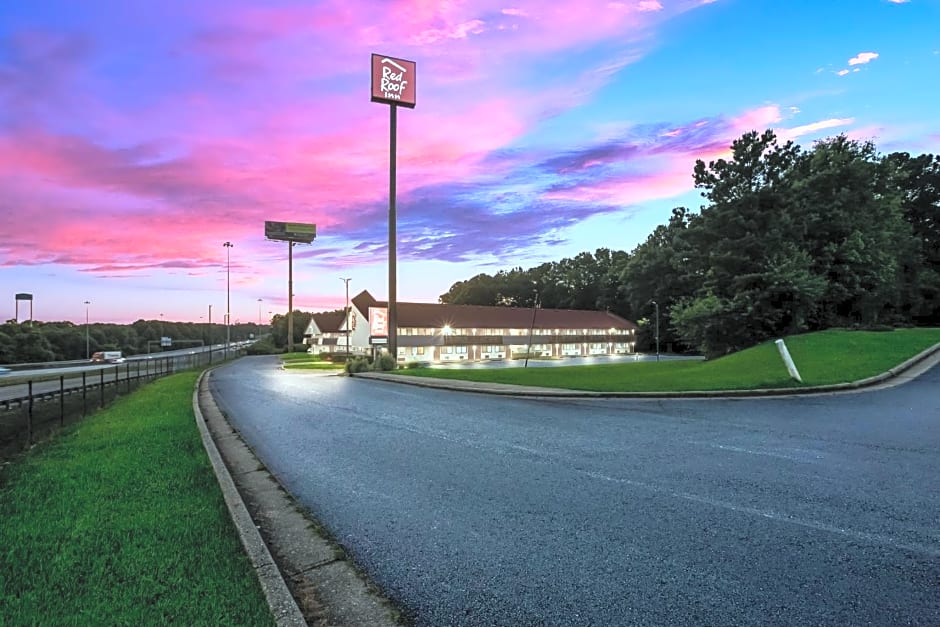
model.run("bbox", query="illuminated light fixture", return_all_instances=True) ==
[442,325,453,335]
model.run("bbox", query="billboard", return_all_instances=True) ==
[15,293,32,301]
[369,306,388,337]
[371,54,416,108]
[264,221,317,243]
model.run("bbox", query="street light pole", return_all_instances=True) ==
[340,277,351,359]
[223,241,233,352]
[257,298,263,329]
[525,286,539,369]
[84,300,90,359]
[208,304,213,364]
[651,300,660,362]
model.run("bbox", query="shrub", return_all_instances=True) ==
[345,356,371,374]
[373,353,397,371]
[246,338,279,355]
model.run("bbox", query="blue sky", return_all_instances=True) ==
[1,0,937,323]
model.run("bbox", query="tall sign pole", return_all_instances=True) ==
[263,221,317,354]
[389,103,397,360]
[288,241,294,353]
[371,53,416,364]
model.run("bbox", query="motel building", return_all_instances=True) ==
[304,290,638,364]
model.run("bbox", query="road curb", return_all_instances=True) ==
[350,341,940,398]
[192,370,307,626]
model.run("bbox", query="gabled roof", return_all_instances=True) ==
[310,310,345,334]
[351,290,378,317]
[346,289,635,330]
[361,299,635,331]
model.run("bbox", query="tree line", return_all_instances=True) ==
[0,319,263,364]
[439,131,939,357]
[0,308,325,364]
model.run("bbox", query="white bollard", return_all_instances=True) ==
[775,338,802,382]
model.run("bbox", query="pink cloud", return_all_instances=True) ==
[544,162,692,206]
[731,105,783,132]
[848,51,879,65]
[780,117,855,139]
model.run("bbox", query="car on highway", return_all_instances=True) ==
[0,367,10,375]
[91,351,126,364]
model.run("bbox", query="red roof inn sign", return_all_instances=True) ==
[370,54,416,108]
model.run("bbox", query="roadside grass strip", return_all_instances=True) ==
[279,352,345,370]
[279,353,324,362]
[0,371,274,625]
[283,362,346,370]
[391,328,940,392]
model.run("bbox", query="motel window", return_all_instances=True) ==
[443,346,453,354]
[456,346,467,354]
[417,347,425,355]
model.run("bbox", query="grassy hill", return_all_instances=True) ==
[391,328,940,393]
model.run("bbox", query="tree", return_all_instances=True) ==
[620,207,697,352]
[793,135,909,327]
[883,152,940,323]
[677,130,813,354]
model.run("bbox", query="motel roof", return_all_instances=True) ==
[309,310,345,334]
[350,290,636,331]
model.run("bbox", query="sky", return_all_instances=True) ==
[1,0,938,324]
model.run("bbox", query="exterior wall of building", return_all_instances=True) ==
[306,308,372,356]
[392,329,636,363]
[307,303,637,363]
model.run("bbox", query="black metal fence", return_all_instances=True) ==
[0,347,242,458]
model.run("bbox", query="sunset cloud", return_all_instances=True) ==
[781,117,855,139]
[848,51,879,65]
[0,0,934,322]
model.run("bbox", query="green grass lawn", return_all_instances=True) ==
[279,352,345,370]
[284,362,346,370]
[280,352,321,362]
[390,328,940,392]
[0,372,274,625]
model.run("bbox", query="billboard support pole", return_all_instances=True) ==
[288,241,294,354]
[388,103,398,362]
[262,221,315,355]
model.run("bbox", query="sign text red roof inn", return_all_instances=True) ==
[371,54,416,108]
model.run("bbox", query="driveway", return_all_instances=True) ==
[210,356,940,626]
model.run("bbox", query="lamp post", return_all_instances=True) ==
[223,241,233,352]
[257,298,263,329]
[84,300,91,359]
[651,300,660,362]
[525,285,539,368]
[207,304,213,364]
[340,277,351,358]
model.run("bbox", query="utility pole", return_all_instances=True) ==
[340,277,352,358]
[84,300,91,359]
[208,304,213,365]
[224,241,233,353]
[651,300,660,362]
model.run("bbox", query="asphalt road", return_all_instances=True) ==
[210,357,940,626]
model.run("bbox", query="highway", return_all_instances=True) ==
[0,344,245,404]
[210,356,940,626]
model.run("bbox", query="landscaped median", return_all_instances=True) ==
[280,352,346,371]
[380,329,940,393]
[0,371,275,624]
